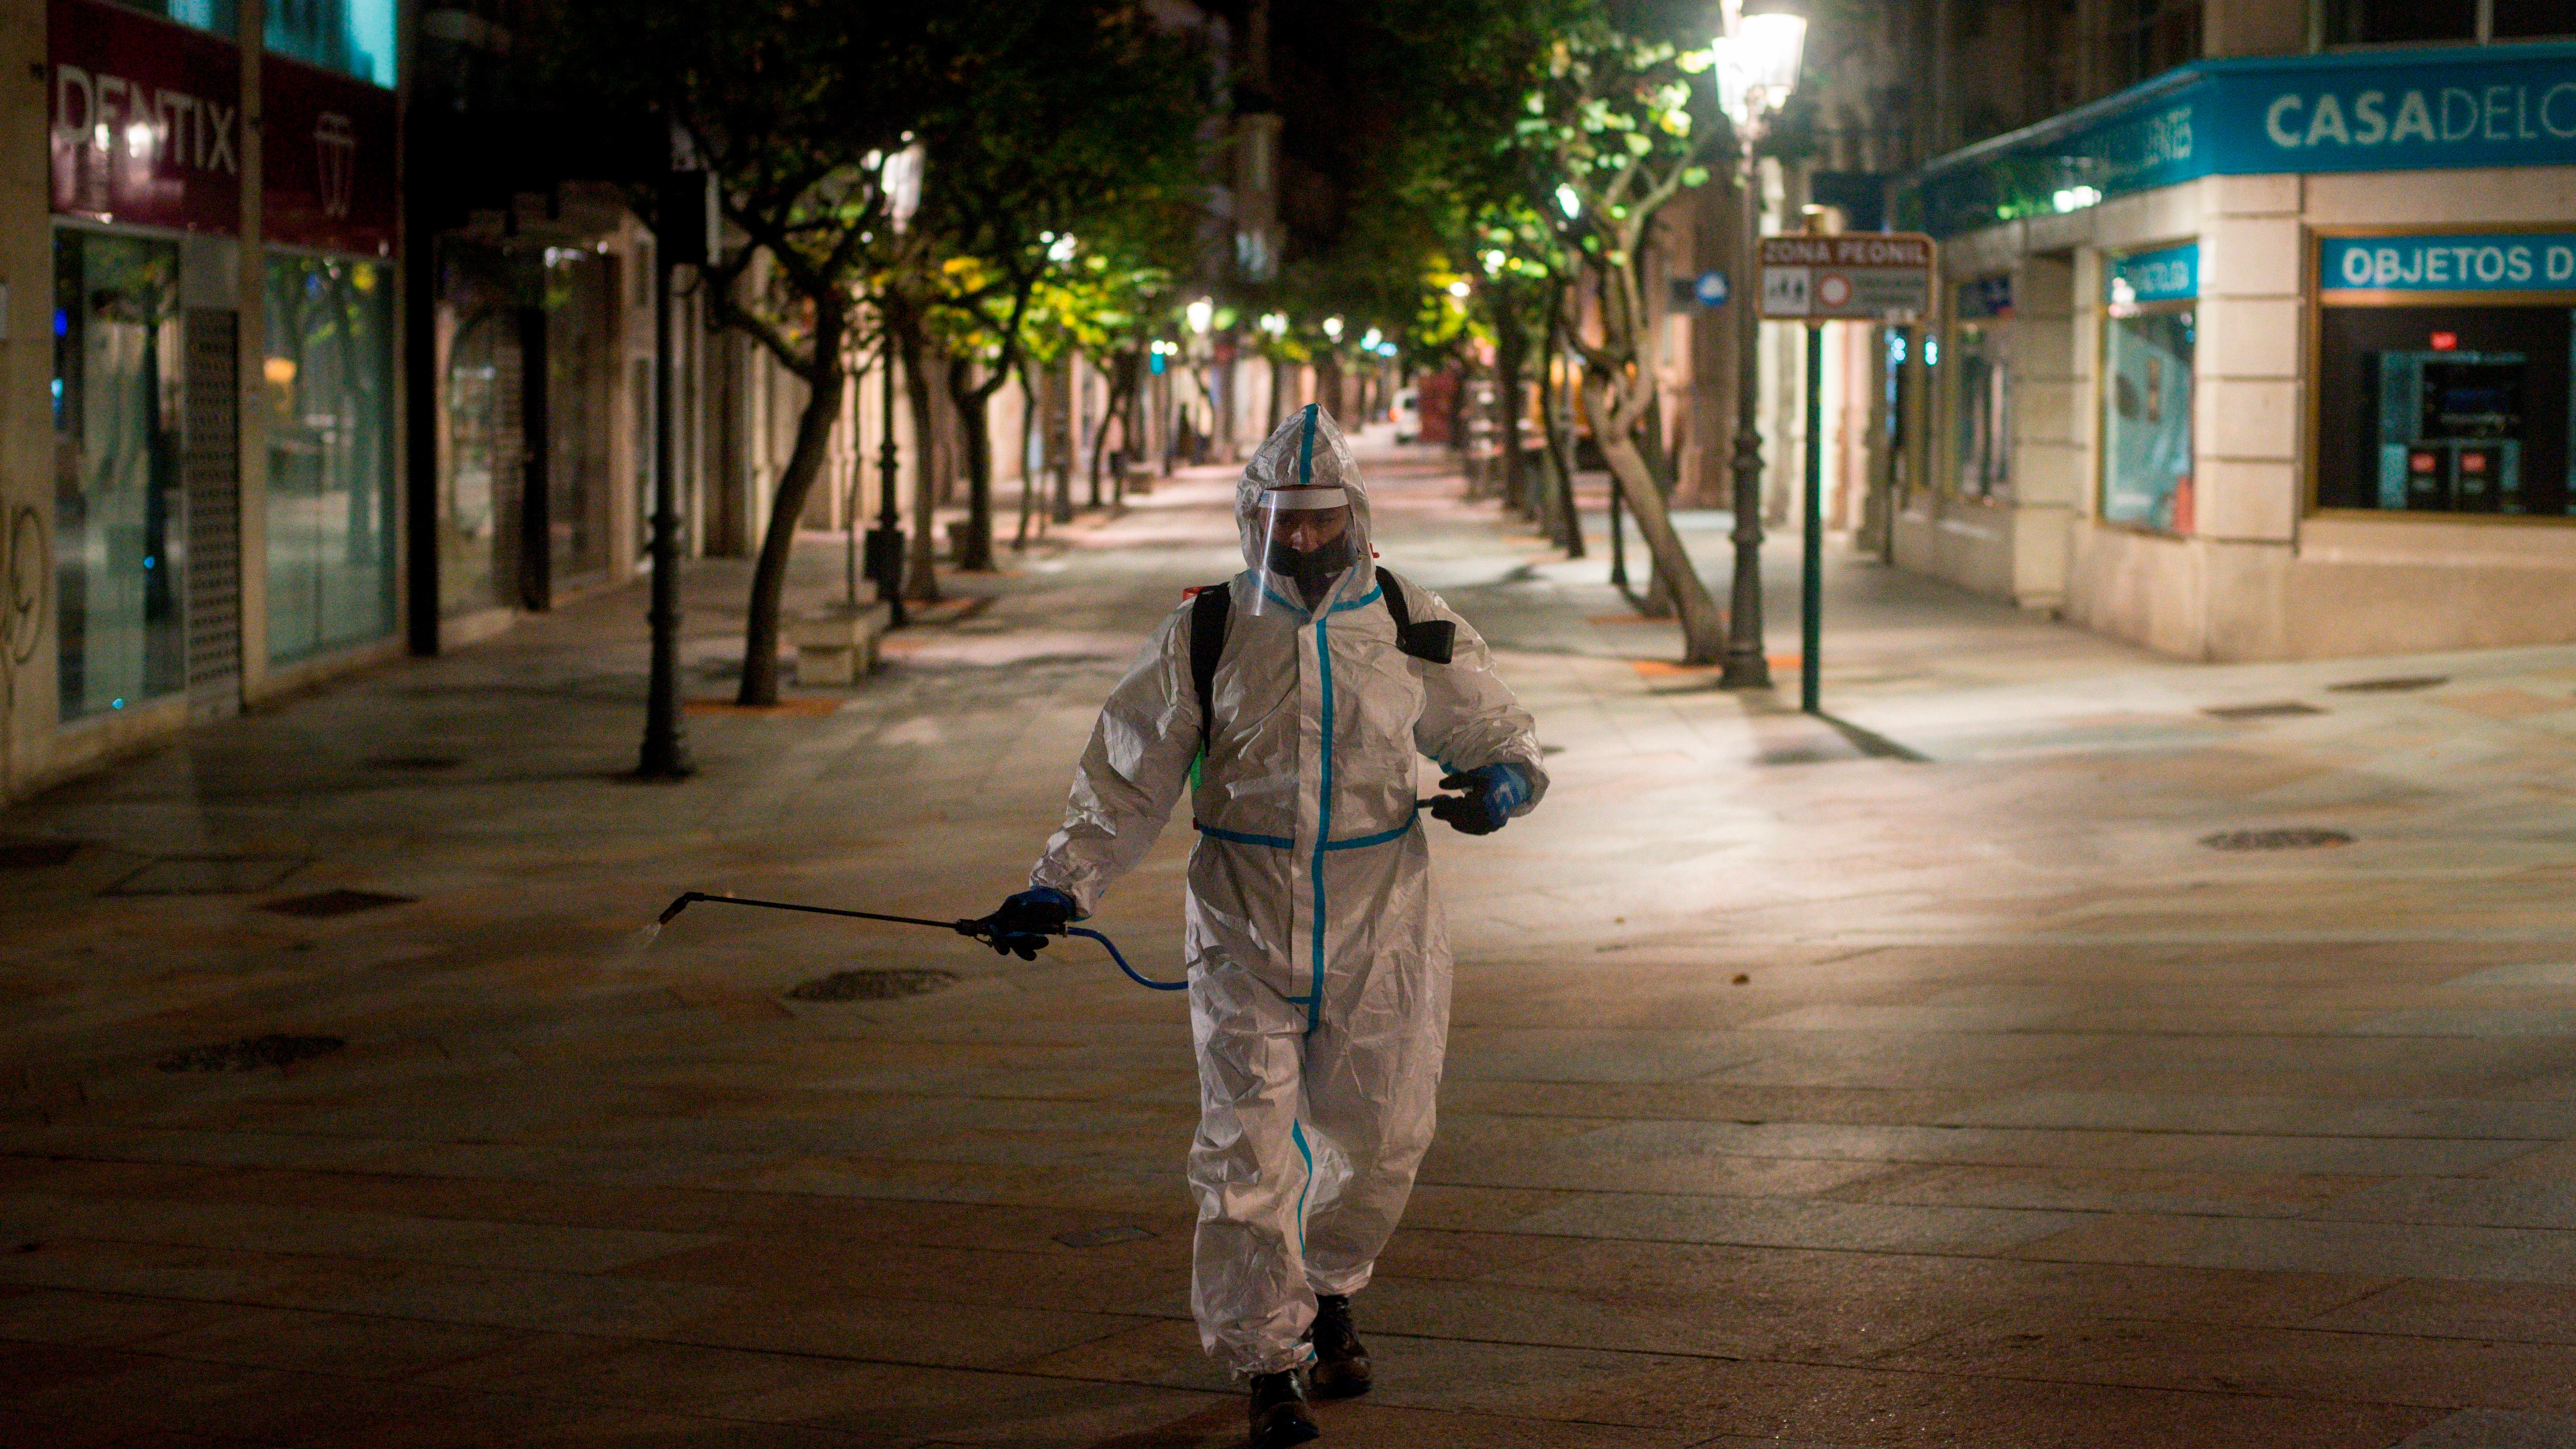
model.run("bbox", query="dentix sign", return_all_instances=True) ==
[49,0,241,235]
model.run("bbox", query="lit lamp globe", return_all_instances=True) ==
[1715,11,1805,127]
[883,142,925,232]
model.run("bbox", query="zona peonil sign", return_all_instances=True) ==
[1756,233,1936,323]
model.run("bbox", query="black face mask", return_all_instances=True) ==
[1267,531,1354,591]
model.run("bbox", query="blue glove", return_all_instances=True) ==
[1429,763,1529,836]
[981,887,1075,960]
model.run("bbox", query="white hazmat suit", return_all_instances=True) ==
[1030,405,1546,1375]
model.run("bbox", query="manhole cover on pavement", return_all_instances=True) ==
[786,969,958,1002]
[2327,675,2449,694]
[156,1033,346,1073]
[2201,828,2354,852]
[102,855,309,896]
[0,840,78,869]
[2202,701,2326,720]
[259,889,418,919]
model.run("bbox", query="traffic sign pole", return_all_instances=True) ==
[1802,321,1824,716]
[1755,230,1936,718]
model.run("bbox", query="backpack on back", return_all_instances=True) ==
[1188,568,1454,757]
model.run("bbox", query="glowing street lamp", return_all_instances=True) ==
[875,139,926,627]
[883,141,925,233]
[1713,9,1807,127]
[1712,4,1806,692]
[1186,297,1214,334]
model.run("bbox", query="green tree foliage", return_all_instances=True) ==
[904,5,1202,570]
[1518,22,1729,662]
[534,1,924,703]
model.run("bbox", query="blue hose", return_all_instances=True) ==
[1066,925,1188,991]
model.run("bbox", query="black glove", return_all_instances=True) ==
[1427,763,1529,836]
[978,887,1075,960]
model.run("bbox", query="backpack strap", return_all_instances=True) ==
[1189,581,1231,753]
[1377,566,1455,665]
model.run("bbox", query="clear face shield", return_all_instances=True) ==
[1250,485,1358,614]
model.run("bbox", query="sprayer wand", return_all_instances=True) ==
[650,891,1186,991]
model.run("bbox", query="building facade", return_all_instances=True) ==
[7,0,412,801]
[1885,0,2576,659]
[0,0,1059,804]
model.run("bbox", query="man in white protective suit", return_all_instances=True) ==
[980,404,1546,1448]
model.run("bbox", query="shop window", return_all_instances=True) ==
[53,228,186,721]
[1884,327,1914,500]
[266,0,397,87]
[2099,0,2202,91]
[2493,0,2576,37]
[632,357,655,566]
[106,0,239,34]
[441,308,516,616]
[1949,278,2013,502]
[542,249,616,586]
[2102,311,2196,532]
[265,251,395,662]
[2329,0,2576,44]
[2317,306,2572,516]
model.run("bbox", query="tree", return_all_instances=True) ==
[1520,23,1729,663]
[1367,0,1589,545]
[904,4,1202,571]
[538,2,925,704]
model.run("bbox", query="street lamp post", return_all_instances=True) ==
[1714,7,1807,691]
[638,169,713,781]
[867,143,924,627]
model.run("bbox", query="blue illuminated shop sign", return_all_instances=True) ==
[1905,42,2576,237]
[2321,233,2576,293]
[2110,243,2198,306]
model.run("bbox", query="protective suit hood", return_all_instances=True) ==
[1240,405,1372,611]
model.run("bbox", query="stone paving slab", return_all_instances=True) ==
[6,443,2576,1444]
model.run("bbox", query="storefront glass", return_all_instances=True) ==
[442,306,513,615]
[106,0,238,33]
[545,249,616,587]
[53,228,186,720]
[265,251,395,661]
[2319,306,2572,516]
[2099,245,2199,534]
[1950,276,2012,500]
[2316,234,2576,517]
[266,0,397,87]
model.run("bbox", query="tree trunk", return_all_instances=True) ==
[1636,387,1676,618]
[1586,371,1721,663]
[1051,358,1077,524]
[1013,355,1043,549]
[1115,350,1141,503]
[1493,288,1528,518]
[737,317,846,705]
[1538,302,1584,556]
[948,354,996,570]
[895,317,943,602]
[1085,353,1124,511]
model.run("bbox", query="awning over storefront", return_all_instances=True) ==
[1900,40,2576,237]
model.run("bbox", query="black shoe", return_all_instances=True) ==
[1306,1293,1372,1399]
[1248,1370,1321,1447]
[1252,1369,1329,1449]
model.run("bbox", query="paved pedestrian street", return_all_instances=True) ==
[7,439,2576,1447]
